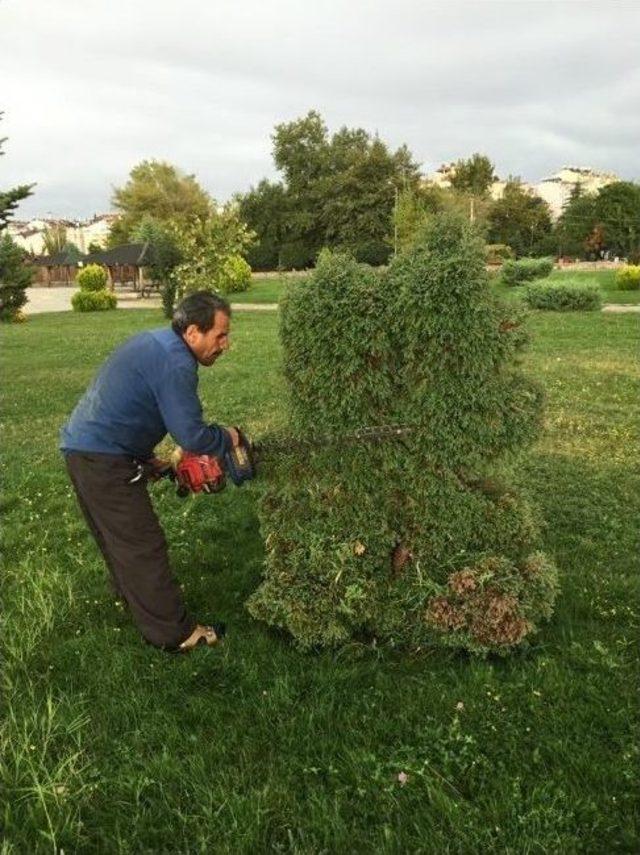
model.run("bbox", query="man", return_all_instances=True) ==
[61,290,242,652]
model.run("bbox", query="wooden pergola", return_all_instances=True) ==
[31,243,155,292]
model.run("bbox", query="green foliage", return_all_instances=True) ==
[238,111,421,269]
[41,223,68,256]
[488,180,553,257]
[449,153,496,196]
[615,265,640,290]
[0,233,32,321]
[131,216,182,316]
[73,264,115,312]
[170,204,254,298]
[0,113,35,232]
[110,160,211,242]
[249,214,558,653]
[218,255,252,294]
[555,181,640,260]
[76,264,107,292]
[71,289,118,312]
[486,243,514,265]
[502,257,554,286]
[86,241,103,254]
[524,283,602,312]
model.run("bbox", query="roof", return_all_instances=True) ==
[83,242,151,266]
[29,242,152,268]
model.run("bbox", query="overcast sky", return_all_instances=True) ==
[1,0,639,220]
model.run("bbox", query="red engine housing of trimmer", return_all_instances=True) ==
[175,452,226,495]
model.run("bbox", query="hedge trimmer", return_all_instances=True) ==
[151,425,413,497]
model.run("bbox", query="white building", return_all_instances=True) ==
[8,213,119,254]
[533,167,619,219]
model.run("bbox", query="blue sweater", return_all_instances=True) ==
[60,327,231,460]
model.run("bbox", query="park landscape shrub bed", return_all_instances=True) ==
[525,282,602,311]
[501,257,554,286]
[249,216,559,653]
[71,263,117,312]
[615,264,640,290]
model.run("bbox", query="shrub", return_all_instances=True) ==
[524,283,601,311]
[615,265,640,290]
[502,257,554,286]
[352,240,392,267]
[485,243,514,265]
[248,214,559,655]
[71,289,117,312]
[217,255,252,294]
[76,263,108,292]
[0,233,32,322]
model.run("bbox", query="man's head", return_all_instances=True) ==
[171,291,231,366]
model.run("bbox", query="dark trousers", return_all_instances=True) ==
[65,451,195,648]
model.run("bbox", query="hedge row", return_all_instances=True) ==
[502,257,554,286]
[524,283,602,311]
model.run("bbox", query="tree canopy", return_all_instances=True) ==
[449,153,496,196]
[488,180,553,257]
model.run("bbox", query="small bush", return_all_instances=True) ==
[615,265,640,290]
[218,255,252,294]
[524,283,601,311]
[485,243,514,265]
[76,264,108,292]
[71,290,117,312]
[502,257,554,286]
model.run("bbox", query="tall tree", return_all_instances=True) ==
[41,223,68,255]
[555,184,598,258]
[237,180,290,270]
[110,160,211,244]
[248,110,422,267]
[449,153,496,196]
[593,181,640,260]
[0,115,34,320]
[488,179,553,257]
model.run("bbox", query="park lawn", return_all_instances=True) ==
[229,275,294,304]
[493,267,640,305]
[1,307,638,853]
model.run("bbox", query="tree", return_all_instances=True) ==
[239,110,422,269]
[169,202,254,298]
[248,214,558,653]
[237,180,290,270]
[0,115,34,320]
[488,179,553,257]
[593,181,640,260]
[110,160,211,243]
[131,215,183,317]
[449,153,496,196]
[41,223,68,255]
[554,181,640,260]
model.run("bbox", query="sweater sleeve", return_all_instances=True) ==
[153,362,231,457]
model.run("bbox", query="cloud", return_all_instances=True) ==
[1,0,638,218]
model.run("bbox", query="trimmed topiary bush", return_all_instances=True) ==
[524,283,601,311]
[615,265,640,291]
[76,263,108,292]
[502,257,554,286]
[71,289,118,312]
[248,214,559,655]
[218,255,252,294]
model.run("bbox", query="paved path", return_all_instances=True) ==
[23,288,638,316]
[24,288,278,314]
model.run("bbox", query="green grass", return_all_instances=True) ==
[1,307,639,853]
[493,268,640,305]
[229,276,293,304]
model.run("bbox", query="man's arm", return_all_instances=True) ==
[153,363,233,456]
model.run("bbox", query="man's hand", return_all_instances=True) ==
[179,624,222,650]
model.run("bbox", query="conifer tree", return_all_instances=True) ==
[248,213,559,653]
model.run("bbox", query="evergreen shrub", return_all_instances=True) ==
[76,263,108,292]
[218,255,251,293]
[524,283,601,311]
[502,257,554,286]
[615,265,640,290]
[71,290,118,312]
[248,214,559,654]
[0,233,32,321]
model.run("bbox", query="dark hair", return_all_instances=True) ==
[171,291,231,334]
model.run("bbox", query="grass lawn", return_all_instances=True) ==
[1,306,638,853]
[493,268,640,306]
[229,276,293,304]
